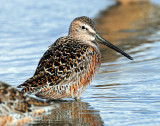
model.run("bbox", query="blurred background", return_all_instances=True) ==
[0,0,160,125]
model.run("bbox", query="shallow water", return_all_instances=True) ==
[1,0,160,126]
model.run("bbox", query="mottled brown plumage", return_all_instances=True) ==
[0,81,49,114]
[18,36,101,99]
[0,82,60,126]
[17,16,133,100]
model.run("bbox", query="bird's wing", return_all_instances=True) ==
[18,36,99,94]
[0,81,49,114]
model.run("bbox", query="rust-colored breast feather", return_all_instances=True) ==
[18,36,101,99]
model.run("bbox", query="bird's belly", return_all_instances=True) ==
[35,52,101,100]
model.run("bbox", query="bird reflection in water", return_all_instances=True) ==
[34,100,104,126]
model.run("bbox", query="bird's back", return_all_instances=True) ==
[18,36,101,100]
[0,81,49,114]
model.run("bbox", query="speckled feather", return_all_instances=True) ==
[0,82,49,114]
[17,16,133,100]
[18,36,100,99]
[18,16,101,100]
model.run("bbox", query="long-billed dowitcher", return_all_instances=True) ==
[0,81,58,126]
[17,16,133,100]
[0,81,50,114]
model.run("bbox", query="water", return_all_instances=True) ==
[0,0,160,125]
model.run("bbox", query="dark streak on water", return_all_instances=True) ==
[1,0,160,126]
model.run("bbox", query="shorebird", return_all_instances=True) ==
[17,16,133,100]
[0,81,50,114]
[0,81,58,125]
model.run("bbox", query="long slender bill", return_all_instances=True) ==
[96,34,133,60]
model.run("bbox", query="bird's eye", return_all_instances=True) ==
[81,26,86,30]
